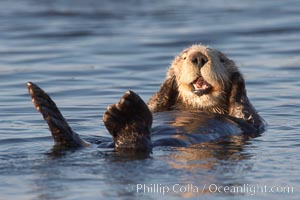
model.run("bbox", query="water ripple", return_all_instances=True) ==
[1,0,300,199]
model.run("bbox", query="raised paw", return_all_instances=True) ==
[103,90,152,151]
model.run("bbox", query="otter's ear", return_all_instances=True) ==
[167,56,181,79]
[167,49,188,79]
[229,72,247,103]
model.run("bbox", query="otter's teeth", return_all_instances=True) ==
[193,77,207,90]
[192,76,212,95]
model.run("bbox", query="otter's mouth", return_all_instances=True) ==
[192,76,212,96]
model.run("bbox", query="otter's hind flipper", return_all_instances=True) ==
[103,91,152,152]
[27,82,90,148]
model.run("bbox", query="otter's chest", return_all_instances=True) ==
[150,111,242,147]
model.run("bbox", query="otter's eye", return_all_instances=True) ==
[220,58,225,63]
[183,57,187,60]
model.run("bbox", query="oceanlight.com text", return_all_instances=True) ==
[124,183,294,196]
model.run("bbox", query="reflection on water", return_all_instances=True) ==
[168,137,250,172]
[1,0,300,199]
[165,138,251,198]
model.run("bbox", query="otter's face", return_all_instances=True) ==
[167,45,238,112]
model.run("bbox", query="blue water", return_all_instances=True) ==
[0,0,300,199]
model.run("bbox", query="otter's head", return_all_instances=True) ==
[167,45,239,113]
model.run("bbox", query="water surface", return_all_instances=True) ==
[0,0,300,199]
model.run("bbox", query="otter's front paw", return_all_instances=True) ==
[103,91,152,151]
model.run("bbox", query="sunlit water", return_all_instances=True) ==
[0,0,300,199]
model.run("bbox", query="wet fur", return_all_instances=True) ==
[28,44,265,151]
[149,45,238,113]
[147,45,264,131]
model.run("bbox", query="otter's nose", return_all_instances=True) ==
[190,52,208,68]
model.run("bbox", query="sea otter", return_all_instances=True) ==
[27,45,265,152]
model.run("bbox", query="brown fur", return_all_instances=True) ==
[147,45,264,131]
[27,44,264,152]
